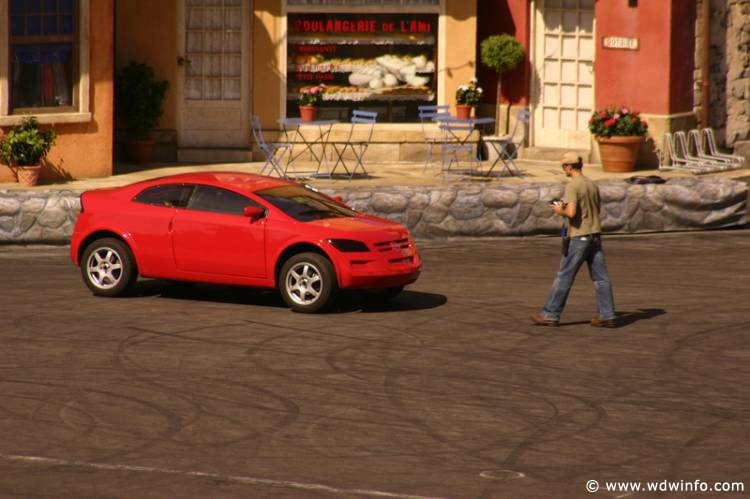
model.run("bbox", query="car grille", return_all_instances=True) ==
[374,237,414,265]
[373,238,410,252]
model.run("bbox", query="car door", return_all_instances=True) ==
[172,184,266,278]
[130,183,194,276]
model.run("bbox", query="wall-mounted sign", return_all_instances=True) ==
[602,36,639,50]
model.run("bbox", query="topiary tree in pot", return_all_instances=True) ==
[0,116,56,187]
[115,61,169,164]
[480,34,525,135]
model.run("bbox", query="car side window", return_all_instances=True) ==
[133,184,193,208]
[186,185,262,216]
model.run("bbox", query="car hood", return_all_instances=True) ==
[307,215,409,239]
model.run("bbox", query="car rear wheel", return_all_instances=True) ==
[280,252,337,313]
[81,238,137,297]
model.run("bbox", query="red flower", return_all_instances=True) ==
[604,118,617,127]
[599,111,607,119]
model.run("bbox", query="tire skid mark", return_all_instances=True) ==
[112,328,302,447]
[0,454,446,499]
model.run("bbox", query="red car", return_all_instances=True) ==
[70,172,421,312]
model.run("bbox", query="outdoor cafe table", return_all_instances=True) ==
[277,118,339,179]
[437,116,497,174]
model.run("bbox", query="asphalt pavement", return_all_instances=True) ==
[0,232,748,498]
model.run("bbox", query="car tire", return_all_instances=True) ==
[81,237,138,297]
[279,252,337,313]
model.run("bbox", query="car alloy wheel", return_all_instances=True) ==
[280,252,337,313]
[81,238,137,297]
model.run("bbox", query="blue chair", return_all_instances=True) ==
[487,108,530,177]
[251,115,290,178]
[329,109,377,180]
[418,105,451,175]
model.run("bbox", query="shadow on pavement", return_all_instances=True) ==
[557,308,666,328]
[129,280,447,313]
[337,290,448,313]
[615,308,667,327]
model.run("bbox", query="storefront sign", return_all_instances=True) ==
[602,36,639,50]
[292,17,432,34]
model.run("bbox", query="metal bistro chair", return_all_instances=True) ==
[329,109,377,180]
[439,118,480,175]
[251,115,290,178]
[487,108,530,177]
[418,104,451,175]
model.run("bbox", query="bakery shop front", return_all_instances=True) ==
[286,12,438,122]
[275,0,478,160]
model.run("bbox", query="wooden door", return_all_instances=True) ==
[176,0,251,149]
[532,0,595,149]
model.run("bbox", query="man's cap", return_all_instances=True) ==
[561,151,582,167]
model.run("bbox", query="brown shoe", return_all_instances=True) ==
[590,318,617,328]
[531,313,559,327]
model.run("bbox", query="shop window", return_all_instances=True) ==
[0,0,90,123]
[286,12,438,123]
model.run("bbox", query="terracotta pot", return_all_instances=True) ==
[124,139,155,164]
[15,165,41,187]
[596,136,643,172]
[299,105,317,123]
[456,104,473,120]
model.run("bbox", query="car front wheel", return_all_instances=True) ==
[81,237,137,297]
[279,252,337,313]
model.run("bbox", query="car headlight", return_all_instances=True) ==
[327,239,370,252]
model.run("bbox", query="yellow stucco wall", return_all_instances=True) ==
[253,1,284,130]
[0,0,114,183]
[443,1,478,109]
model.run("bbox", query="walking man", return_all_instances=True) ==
[531,152,616,328]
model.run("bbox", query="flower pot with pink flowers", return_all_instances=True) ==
[589,107,649,172]
[298,83,326,122]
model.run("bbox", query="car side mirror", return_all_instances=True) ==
[243,206,265,221]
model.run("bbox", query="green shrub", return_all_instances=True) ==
[0,117,56,166]
[480,34,524,76]
[116,62,169,140]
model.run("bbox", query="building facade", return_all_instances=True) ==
[1,0,747,183]
[0,0,114,183]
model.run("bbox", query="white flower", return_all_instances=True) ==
[470,77,478,85]
[459,85,469,91]
[477,87,483,93]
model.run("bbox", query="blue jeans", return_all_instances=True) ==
[541,235,615,321]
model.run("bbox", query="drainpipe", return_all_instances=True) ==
[700,0,710,128]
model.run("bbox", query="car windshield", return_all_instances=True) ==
[256,185,356,222]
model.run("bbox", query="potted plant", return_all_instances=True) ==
[479,34,525,135]
[298,83,326,122]
[455,78,483,119]
[115,61,169,164]
[0,116,56,187]
[589,106,649,172]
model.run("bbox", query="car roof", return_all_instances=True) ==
[142,171,296,193]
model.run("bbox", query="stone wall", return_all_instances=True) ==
[0,190,81,244]
[331,179,747,237]
[0,179,746,244]
[695,0,750,147]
